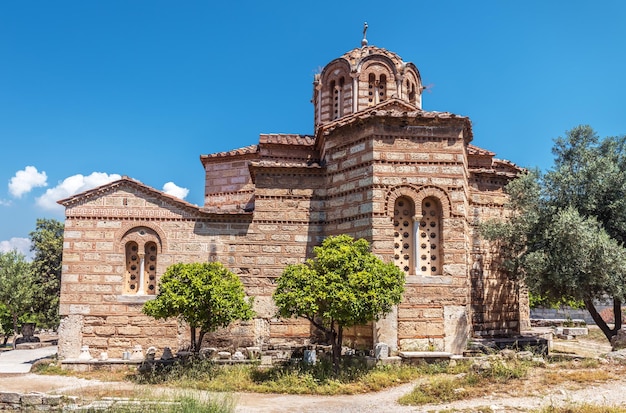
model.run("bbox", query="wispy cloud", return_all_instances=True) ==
[9,166,47,198]
[0,237,33,261]
[162,182,189,199]
[36,172,122,212]
[0,199,12,207]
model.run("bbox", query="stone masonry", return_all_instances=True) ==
[57,39,525,359]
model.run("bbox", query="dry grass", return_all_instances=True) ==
[534,405,626,413]
[541,369,615,387]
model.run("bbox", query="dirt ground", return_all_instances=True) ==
[1,330,625,413]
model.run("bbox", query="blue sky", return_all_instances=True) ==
[2,1,626,258]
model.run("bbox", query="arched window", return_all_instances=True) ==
[123,229,159,295]
[418,197,442,275]
[407,80,416,104]
[125,242,140,294]
[144,242,158,294]
[368,73,376,105]
[378,74,387,102]
[393,196,415,274]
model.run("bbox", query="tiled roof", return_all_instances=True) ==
[57,176,204,213]
[249,160,323,169]
[467,144,495,156]
[317,98,472,138]
[200,145,258,160]
[340,46,405,67]
[259,134,315,146]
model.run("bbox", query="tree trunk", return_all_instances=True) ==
[614,298,622,331]
[330,321,340,375]
[196,330,207,353]
[584,297,620,342]
[190,325,197,352]
[11,312,18,350]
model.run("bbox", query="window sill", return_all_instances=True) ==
[406,275,452,285]
[116,295,155,304]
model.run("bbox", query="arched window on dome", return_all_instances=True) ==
[407,80,416,105]
[368,73,376,105]
[378,74,387,102]
[330,80,337,120]
[417,197,442,276]
[331,77,346,119]
[393,196,415,275]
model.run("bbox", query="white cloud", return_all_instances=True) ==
[162,182,189,199]
[0,237,33,261]
[36,172,122,212]
[8,166,48,198]
[0,199,11,206]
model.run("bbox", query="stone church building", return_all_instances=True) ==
[57,38,525,359]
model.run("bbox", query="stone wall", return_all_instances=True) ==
[58,110,523,358]
[0,392,66,411]
[469,174,525,336]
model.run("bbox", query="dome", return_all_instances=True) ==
[313,45,423,129]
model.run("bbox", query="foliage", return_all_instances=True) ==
[528,292,584,310]
[29,218,64,329]
[0,303,13,346]
[272,235,405,373]
[481,126,626,343]
[133,356,424,395]
[0,250,34,348]
[143,262,254,352]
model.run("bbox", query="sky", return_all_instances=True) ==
[1,1,626,259]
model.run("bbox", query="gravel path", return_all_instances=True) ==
[2,370,626,413]
[1,334,624,412]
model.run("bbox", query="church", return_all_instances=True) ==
[57,33,526,359]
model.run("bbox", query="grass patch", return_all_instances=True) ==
[131,357,440,395]
[32,358,135,382]
[534,405,626,413]
[398,358,530,406]
[541,369,615,387]
[80,395,233,413]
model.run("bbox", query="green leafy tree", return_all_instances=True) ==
[482,126,626,343]
[0,250,34,349]
[0,303,13,346]
[29,218,64,329]
[143,262,255,352]
[273,235,405,373]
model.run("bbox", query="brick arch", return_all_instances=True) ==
[414,186,451,219]
[116,222,166,253]
[358,56,397,81]
[385,185,451,219]
[385,185,420,219]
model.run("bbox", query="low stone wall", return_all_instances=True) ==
[0,391,74,411]
[530,307,607,325]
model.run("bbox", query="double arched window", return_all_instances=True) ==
[393,195,443,276]
[368,73,387,105]
[121,227,161,295]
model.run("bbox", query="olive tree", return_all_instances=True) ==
[482,126,626,343]
[29,218,64,329]
[273,235,405,372]
[0,250,34,349]
[143,262,255,352]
